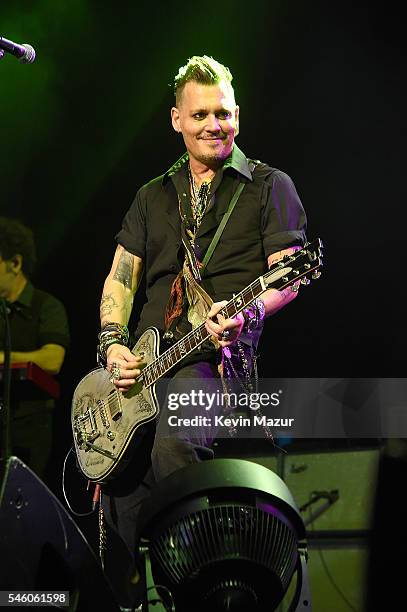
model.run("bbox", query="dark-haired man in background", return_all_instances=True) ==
[0,217,70,482]
[97,55,307,606]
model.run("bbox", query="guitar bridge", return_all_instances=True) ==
[74,413,100,450]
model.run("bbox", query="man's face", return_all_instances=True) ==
[171,80,239,168]
[0,256,17,299]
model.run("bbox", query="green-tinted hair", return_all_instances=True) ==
[173,55,235,105]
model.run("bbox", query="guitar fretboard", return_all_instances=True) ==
[138,239,322,388]
[140,277,264,387]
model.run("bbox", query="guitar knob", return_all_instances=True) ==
[107,431,115,441]
[300,277,311,285]
[311,270,321,279]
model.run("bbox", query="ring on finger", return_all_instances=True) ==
[109,365,121,383]
[220,330,231,341]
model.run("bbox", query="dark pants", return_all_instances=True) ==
[10,402,54,482]
[101,359,221,606]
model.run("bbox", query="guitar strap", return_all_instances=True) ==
[181,158,258,278]
[200,179,245,272]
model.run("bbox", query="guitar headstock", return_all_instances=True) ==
[264,238,323,290]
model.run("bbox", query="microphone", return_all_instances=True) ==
[0,36,36,63]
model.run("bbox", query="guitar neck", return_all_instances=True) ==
[140,238,322,388]
[141,277,266,388]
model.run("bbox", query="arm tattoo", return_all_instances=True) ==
[100,293,119,317]
[113,250,134,289]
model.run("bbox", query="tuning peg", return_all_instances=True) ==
[300,277,311,285]
[311,270,321,279]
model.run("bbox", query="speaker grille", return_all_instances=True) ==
[150,504,298,591]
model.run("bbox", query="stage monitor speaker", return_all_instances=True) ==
[0,456,120,611]
[250,448,380,612]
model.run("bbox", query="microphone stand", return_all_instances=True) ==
[0,298,12,484]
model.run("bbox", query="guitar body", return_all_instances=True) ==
[71,327,161,482]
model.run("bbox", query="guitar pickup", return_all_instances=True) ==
[96,399,110,428]
[107,389,122,421]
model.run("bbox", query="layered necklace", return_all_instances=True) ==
[188,164,213,232]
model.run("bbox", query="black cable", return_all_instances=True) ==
[61,447,95,517]
[307,504,358,612]
[0,298,12,477]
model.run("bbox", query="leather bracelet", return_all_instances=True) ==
[100,322,129,338]
[97,338,126,366]
[99,324,129,345]
[98,323,129,365]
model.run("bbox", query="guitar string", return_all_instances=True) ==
[75,273,255,433]
[80,254,319,424]
[143,247,320,384]
[74,246,320,438]
[140,279,262,386]
[78,268,257,449]
[75,247,320,437]
[139,250,312,386]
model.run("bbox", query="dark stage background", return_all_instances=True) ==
[1,0,405,504]
[1,3,406,609]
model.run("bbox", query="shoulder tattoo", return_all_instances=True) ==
[113,250,134,289]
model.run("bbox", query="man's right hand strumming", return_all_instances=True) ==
[106,343,144,391]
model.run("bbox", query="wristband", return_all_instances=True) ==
[242,298,265,333]
[98,322,129,365]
